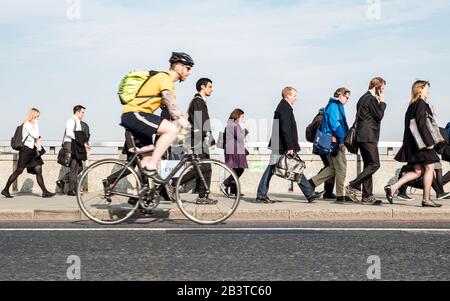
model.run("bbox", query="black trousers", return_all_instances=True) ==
[443,171,450,187]
[223,168,245,195]
[179,153,212,197]
[61,158,83,192]
[320,155,335,195]
[349,142,380,198]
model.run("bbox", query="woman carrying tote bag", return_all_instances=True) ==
[385,81,442,207]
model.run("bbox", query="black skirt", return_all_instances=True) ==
[17,146,44,174]
[395,146,440,165]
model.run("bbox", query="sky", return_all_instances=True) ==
[1,0,450,143]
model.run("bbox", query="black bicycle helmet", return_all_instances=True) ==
[169,52,195,67]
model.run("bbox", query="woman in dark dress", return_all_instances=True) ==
[385,81,442,207]
[220,109,249,197]
[1,108,56,199]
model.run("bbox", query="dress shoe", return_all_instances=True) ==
[307,191,323,203]
[56,180,65,190]
[384,185,394,204]
[1,189,13,199]
[42,191,56,198]
[255,197,275,204]
[422,200,442,208]
[335,196,354,203]
[67,191,77,196]
[323,192,337,200]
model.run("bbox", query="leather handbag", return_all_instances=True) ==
[57,120,76,167]
[57,145,72,167]
[345,100,365,154]
[409,113,445,150]
[273,153,306,182]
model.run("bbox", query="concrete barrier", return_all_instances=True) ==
[1,142,449,195]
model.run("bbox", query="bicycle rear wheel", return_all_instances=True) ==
[175,159,241,225]
[77,159,141,225]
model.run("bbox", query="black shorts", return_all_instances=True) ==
[121,112,162,146]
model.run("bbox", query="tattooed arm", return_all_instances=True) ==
[161,90,190,129]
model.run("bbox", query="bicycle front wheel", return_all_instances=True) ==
[77,159,141,225]
[175,159,241,225]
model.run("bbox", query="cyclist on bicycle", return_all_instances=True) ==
[121,52,193,181]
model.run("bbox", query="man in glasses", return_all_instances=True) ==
[120,52,193,183]
[308,87,351,203]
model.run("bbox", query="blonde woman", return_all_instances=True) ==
[2,108,56,198]
[385,81,442,207]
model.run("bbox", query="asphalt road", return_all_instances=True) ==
[0,220,449,281]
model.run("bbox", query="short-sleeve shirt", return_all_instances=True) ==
[123,72,175,114]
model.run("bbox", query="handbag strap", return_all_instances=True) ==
[61,118,78,147]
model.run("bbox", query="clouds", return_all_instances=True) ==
[1,0,450,141]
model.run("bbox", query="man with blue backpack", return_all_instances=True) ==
[308,87,352,203]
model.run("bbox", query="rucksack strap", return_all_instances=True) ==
[134,70,167,99]
[22,124,30,144]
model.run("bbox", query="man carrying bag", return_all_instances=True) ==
[256,86,322,204]
[56,105,91,196]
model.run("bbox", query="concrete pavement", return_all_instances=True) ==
[0,192,449,222]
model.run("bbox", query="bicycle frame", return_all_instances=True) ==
[107,149,211,199]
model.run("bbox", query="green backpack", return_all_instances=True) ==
[118,70,161,105]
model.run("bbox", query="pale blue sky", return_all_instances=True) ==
[1,0,449,143]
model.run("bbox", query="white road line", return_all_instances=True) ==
[0,228,449,232]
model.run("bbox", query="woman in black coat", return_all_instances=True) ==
[385,81,442,207]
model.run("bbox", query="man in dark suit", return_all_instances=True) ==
[346,77,387,204]
[256,87,321,204]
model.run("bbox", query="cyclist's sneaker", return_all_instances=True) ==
[196,196,218,205]
[142,168,165,184]
[165,183,177,202]
[128,198,138,206]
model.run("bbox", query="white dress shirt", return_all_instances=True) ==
[22,121,40,149]
[64,116,82,143]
